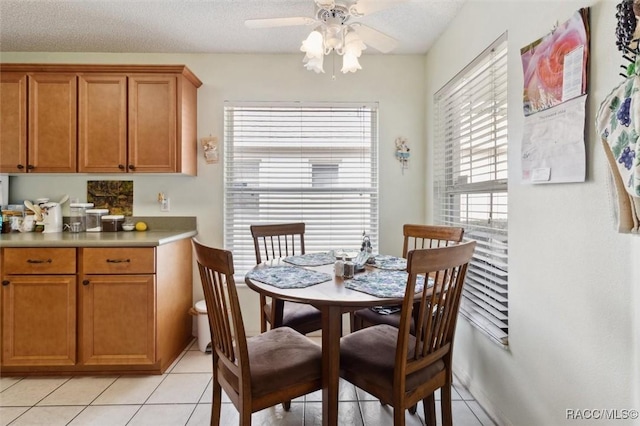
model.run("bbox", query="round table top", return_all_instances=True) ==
[244,258,406,308]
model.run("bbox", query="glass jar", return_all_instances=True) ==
[86,208,109,232]
[343,259,355,279]
[101,215,124,232]
[69,202,94,232]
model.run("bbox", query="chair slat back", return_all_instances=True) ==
[396,241,476,378]
[250,223,306,263]
[402,224,465,257]
[192,239,249,379]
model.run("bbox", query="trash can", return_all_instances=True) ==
[193,300,211,353]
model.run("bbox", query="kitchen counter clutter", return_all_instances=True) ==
[0,216,197,247]
[0,216,197,376]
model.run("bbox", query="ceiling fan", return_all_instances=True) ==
[245,0,407,74]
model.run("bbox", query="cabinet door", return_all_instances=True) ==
[0,72,27,173]
[78,74,127,173]
[79,274,156,366]
[28,73,77,172]
[1,275,76,366]
[128,75,177,173]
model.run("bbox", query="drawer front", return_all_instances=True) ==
[3,248,76,274]
[82,247,155,274]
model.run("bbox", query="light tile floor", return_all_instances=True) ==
[0,339,496,426]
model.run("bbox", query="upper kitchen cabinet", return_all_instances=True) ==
[29,73,78,173]
[0,64,202,175]
[0,73,27,173]
[0,72,77,173]
[78,74,128,173]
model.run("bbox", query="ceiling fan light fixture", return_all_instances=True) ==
[301,30,325,58]
[303,55,325,73]
[341,32,365,73]
[341,52,361,73]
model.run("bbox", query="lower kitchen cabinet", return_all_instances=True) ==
[0,238,193,375]
[79,273,156,367]
[1,275,77,367]
[79,246,157,367]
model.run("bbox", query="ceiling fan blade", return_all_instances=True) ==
[353,24,398,53]
[245,17,316,29]
[349,0,409,17]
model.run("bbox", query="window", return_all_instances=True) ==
[433,33,509,347]
[224,102,379,276]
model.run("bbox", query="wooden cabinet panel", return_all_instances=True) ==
[28,73,77,173]
[0,72,27,173]
[81,247,155,274]
[79,274,156,366]
[78,74,127,173]
[128,75,177,173]
[3,248,76,275]
[1,275,76,366]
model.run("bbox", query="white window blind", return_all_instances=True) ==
[433,33,509,347]
[224,102,379,276]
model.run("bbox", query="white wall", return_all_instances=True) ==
[1,51,427,335]
[425,1,640,425]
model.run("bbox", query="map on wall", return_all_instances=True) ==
[87,180,133,216]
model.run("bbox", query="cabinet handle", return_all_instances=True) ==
[118,164,125,170]
[83,280,90,286]
[106,258,131,263]
[16,164,24,170]
[2,280,9,286]
[27,258,53,264]
[128,164,136,170]
[27,164,35,170]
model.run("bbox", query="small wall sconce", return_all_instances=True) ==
[395,137,410,174]
[200,135,219,164]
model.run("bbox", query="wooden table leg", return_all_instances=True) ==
[321,305,341,426]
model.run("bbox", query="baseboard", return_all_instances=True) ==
[453,366,512,426]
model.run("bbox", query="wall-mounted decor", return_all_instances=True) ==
[200,136,219,164]
[520,8,590,184]
[595,0,640,233]
[395,137,410,174]
[87,180,133,216]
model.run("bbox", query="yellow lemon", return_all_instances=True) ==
[135,221,148,231]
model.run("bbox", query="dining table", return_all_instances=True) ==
[244,253,425,426]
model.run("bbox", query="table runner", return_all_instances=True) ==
[283,252,335,267]
[371,254,407,271]
[344,270,432,298]
[246,265,332,289]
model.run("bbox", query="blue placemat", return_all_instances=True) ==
[283,252,335,267]
[344,270,432,298]
[246,265,332,289]
[371,255,407,271]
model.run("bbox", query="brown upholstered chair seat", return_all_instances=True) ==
[354,308,415,334]
[340,324,445,396]
[264,301,322,335]
[248,327,322,397]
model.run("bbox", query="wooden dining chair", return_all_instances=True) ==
[351,224,465,332]
[340,240,476,426]
[250,223,323,335]
[192,239,322,426]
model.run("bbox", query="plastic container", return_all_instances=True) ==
[69,202,94,232]
[194,300,211,353]
[101,215,124,232]
[86,208,109,232]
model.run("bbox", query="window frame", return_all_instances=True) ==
[433,33,509,347]
[223,101,379,277]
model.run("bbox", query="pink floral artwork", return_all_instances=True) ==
[521,8,589,116]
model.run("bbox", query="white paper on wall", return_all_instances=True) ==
[521,94,587,184]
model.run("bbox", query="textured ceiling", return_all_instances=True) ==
[0,0,466,55]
